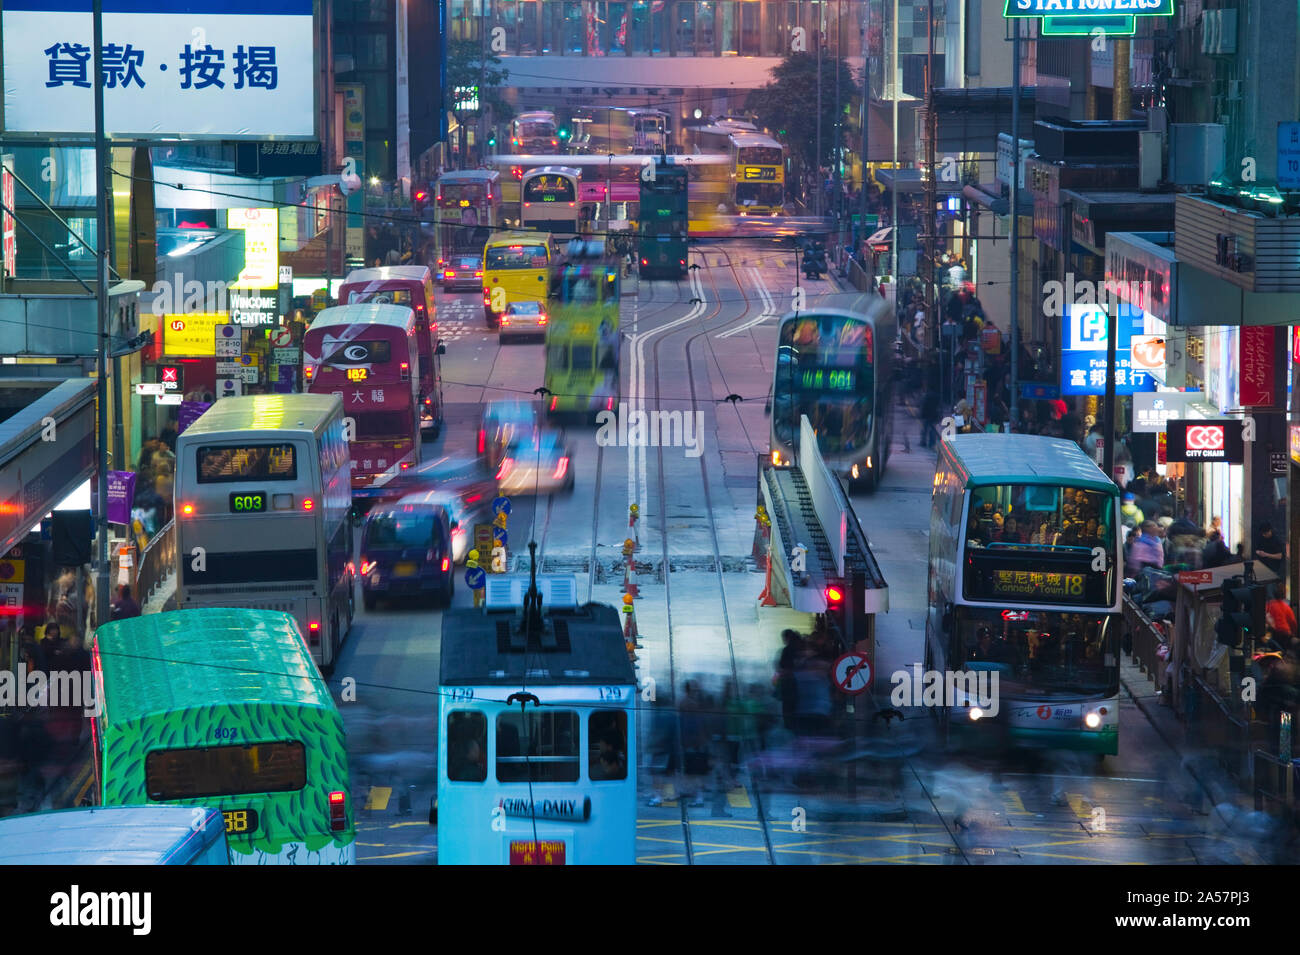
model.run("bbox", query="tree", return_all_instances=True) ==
[446,38,514,165]
[746,52,860,174]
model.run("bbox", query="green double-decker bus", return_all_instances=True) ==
[638,161,688,279]
[91,608,356,864]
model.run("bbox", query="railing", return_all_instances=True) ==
[845,256,873,293]
[1183,667,1255,783]
[133,519,176,609]
[1253,748,1298,824]
[1122,594,1167,684]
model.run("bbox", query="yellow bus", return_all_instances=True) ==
[482,231,552,329]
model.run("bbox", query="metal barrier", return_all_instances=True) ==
[1253,748,1298,823]
[845,257,873,293]
[1122,594,1167,683]
[1184,668,1254,782]
[133,519,176,609]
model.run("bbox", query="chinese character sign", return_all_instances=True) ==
[1060,303,1157,396]
[1239,325,1276,407]
[2,0,313,138]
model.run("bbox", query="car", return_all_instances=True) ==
[441,254,483,292]
[495,427,574,496]
[499,300,548,343]
[359,496,456,609]
[479,401,540,471]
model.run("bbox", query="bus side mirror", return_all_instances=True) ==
[436,343,447,355]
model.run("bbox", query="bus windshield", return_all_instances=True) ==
[956,607,1118,697]
[737,182,784,205]
[518,121,555,139]
[737,146,782,166]
[966,484,1114,550]
[486,245,548,269]
[438,183,484,205]
[772,317,874,453]
[524,175,576,203]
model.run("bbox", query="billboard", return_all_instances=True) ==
[164,311,225,357]
[227,208,279,289]
[1003,0,1173,16]
[1060,303,1158,396]
[2,0,315,139]
[1,156,14,278]
[1165,419,1245,464]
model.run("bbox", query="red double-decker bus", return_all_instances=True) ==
[303,304,424,513]
[338,266,444,437]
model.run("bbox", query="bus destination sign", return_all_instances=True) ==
[742,166,779,180]
[799,369,856,391]
[229,492,267,514]
[990,569,1086,600]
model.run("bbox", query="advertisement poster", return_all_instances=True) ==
[107,470,137,525]
[178,400,212,434]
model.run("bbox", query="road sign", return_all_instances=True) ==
[832,652,872,696]
[312,288,328,311]
[134,382,165,396]
[1020,382,1060,400]
[1279,122,1300,190]
[156,394,182,405]
[215,324,241,357]
[217,378,242,398]
[239,366,259,384]
[273,347,300,364]
[270,327,293,348]
[474,523,494,557]
[279,265,294,285]
[493,526,508,547]
[216,361,242,376]
[1271,450,1288,475]
[465,565,486,590]
[492,496,512,516]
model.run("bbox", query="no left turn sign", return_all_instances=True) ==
[270,327,293,348]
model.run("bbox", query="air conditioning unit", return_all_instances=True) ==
[1202,9,1238,55]
[1168,123,1226,186]
[1138,130,1163,190]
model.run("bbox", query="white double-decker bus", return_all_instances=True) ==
[927,434,1123,755]
[174,394,354,674]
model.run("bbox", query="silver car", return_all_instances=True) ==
[495,428,574,495]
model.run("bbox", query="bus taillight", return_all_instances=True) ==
[606,396,615,411]
[304,365,314,381]
[550,396,558,411]
[329,791,347,832]
[641,258,648,266]
[444,271,454,279]
[477,429,486,454]
[496,458,514,480]
[303,498,315,511]
[181,503,194,516]
[553,457,569,481]
[441,557,450,573]
[308,621,320,643]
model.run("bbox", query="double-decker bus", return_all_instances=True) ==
[174,394,354,672]
[638,159,688,279]
[545,245,620,417]
[511,111,560,153]
[483,231,553,327]
[926,434,1123,756]
[92,608,356,864]
[769,301,896,493]
[303,304,430,512]
[434,169,501,263]
[520,166,582,238]
[686,123,786,215]
[338,266,443,434]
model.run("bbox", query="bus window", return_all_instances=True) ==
[446,711,487,782]
[349,288,412,306]
[588,711,627,781]
[968,484,1112,549]
[496,710,579,783]
[546,344,568,369]
[197,444,297,482]
[145,742,307,799]
[570,345,594,371]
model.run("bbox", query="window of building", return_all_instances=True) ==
[739,0,760,55]
[675,1,695,53]
[519,0,540,52]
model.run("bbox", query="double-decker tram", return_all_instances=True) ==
[686,123,786,215]
[434,572,637,865]
[631,109,670,153]
[545,240,620,417]
[434,169,501,263]
[769,300,896,492]
[511,111,560,153]
[638,159,688,279]
[303,304,432,512]
[520,166,582,239]
[926,434,1123,755]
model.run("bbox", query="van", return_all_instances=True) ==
[360,494,456,609]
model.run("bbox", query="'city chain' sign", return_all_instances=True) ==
[1004,0,1173,14]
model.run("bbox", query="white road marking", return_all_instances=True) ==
[716,266,776,339]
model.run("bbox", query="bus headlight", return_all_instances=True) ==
[1084,709,1106,729]
[969,707,985,721]
[851,464,860,479]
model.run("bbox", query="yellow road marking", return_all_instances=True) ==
[1000,791,1031,815]
[364,786,392,811]
[1066,794,1092,820]
[726,787,751,809]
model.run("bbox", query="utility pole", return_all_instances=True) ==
[835,0,843,237]
[816,18,823,218]
[858,0,871,260]
[923,0,937,350]
[92,0,111,630]
[890,0,899,287]
[1008,19,1021,431]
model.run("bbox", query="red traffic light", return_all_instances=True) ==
[414,190,427,201]
[824,585,844,604]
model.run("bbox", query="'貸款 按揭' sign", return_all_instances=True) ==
[2,0,315,139]
[1003,0,1173,16]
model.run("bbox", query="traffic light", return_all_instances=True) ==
[1216,575,1254,647]
[824,583,846,636]
[487,135,497,147]
[558,128,570,141]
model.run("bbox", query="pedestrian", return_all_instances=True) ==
[1127,521,1165,575]
[1120,493,1144,530]
[1203,529,1231,568]
[920,388,940,448]
[791,646,832,736]
[111,584,141,620]
[1254,522,1286,579]
[774,629,802,732]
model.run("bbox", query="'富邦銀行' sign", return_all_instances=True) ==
[1003,0,1173,15]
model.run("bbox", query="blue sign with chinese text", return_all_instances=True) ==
[1060,304,1157,396]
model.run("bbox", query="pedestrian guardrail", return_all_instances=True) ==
[1122,594,1167,684]
[1253,748,1298,824]
[133,519,175,609]
[845,257,872,294]
[1184,667,1254,783]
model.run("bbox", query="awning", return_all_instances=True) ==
[874,168,964,195]
[962,182,1034,216]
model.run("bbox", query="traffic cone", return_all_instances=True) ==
[758,551,778,607]
[622,593,641,648]
[623,555,639,598]
[628,504,640,548]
